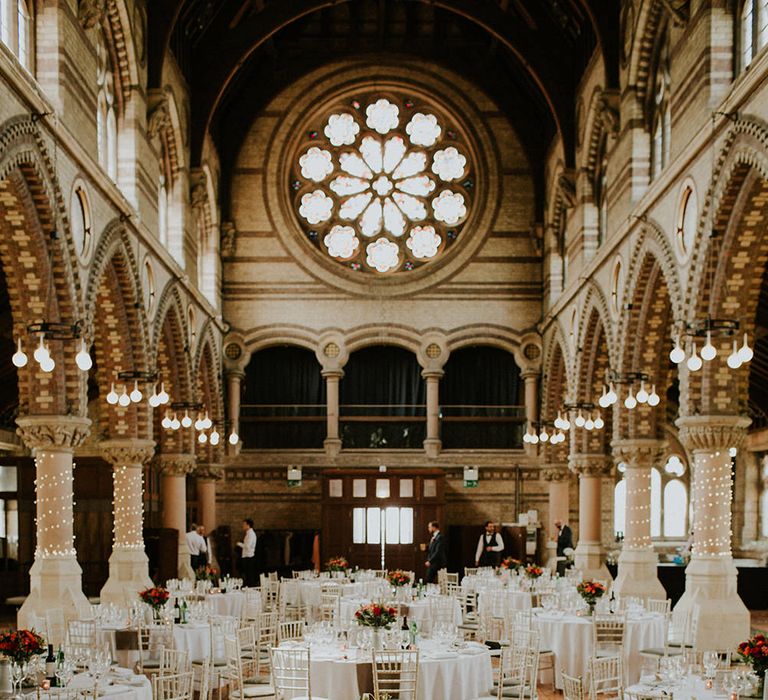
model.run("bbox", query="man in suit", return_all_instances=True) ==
[424,520,447,583]
[475,520,505,567]
[555,519,574,575]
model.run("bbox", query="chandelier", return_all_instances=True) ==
[669,318,752,370]
[12,321,92,373]
[161,402,237,446]
[599,371,660,410]
[556,402,605,431]
[105,371,169,407]
[523,420,566,445]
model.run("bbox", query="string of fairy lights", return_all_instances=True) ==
[33,453,77,558]
[112,464,145,549]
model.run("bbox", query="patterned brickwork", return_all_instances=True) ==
[576,307,611,455]
[194,334,224,464]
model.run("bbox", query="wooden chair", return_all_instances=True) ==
[587,655,623,700]
[222,635,274,698]
[561,671,585,700]
[270,647,330,700]
[137,622,175,677]
[154,671,194,700]
[592,614,626,658]
[372,650,419,700]
[277,619,306,643]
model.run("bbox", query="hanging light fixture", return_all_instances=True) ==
[228,427,240,446]
[210,427,221,446]
[15,322,91,374]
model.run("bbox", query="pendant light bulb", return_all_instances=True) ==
[539,427,549,443]
[670,336,686,364]
[594,413,605,430]
[606,383,618,405]
[738,332,753,363]
[198,432,207,444]
[727,339,742,369]
[40,355,55,373]
[574,410,585,428]
[148,384,160,408]
[584,415,595,431]
[12,338,27,368]
[701,331,717,362]
[181,411,192,428]
[647,385,660,407]
[523,431,530,444]
[118,386,131,407]
[170,413,180,430]
[561,414,571,431]
[157,382,169,405]
[228,429,239,446]
[202,412,212,430]
[33,334,48,364]
[624,387,637,409]
[75,338,92,371]
[636,381,649,404]
[686,342,703,371]
[598,386,610,409]
[529,432,539,445]
[210,428,220,446]
[161,412,172,430]
[194,413,205,431]
[106,383,119,405]
[130,380,142,403]
[554,412,563,430]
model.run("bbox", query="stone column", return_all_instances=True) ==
[569,453,611,580]
[226,370,244,455]
[15,415,91,633]
[675,415,750,649]
[196,465,223,534]
[522,372,539,455]
[323,369,343,458]
[611,439,666,599]
[156,453,197,580]
[542,466,570,569]
[99,439,156,605]
[422,369,443,459]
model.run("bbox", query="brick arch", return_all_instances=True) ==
[0,116,84,417]
[194,328,224,464]
[84,223,150,440]
[616,248,674,439]
[578,282,616,361]
[153,285,193,453]
[542,336,569,464]
[582,85,610,176]
[626,0,665,101]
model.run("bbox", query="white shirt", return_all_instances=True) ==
[475,531,505,563]
[185,531,207,556]
[239,528,256,558]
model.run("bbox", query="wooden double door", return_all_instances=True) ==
[321,469,444,581]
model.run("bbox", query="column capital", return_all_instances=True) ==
[154,453,197,477]
[541,465,570,482]
[569,453,612,476]
[611,438,668,469]
[196,464,224,481]
[101,439,156,467]
[226,368,246,379]
[321,368,345,379]
[520,370,541,380]
[421,368,444,380]
[16,415,91,453]
[675,415,751,453]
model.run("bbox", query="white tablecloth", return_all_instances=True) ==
[533,611,666,688]
[290,580,386,608]
[68,669,151,700]
[207,591,246,618]
[294,641,492,700]
[101,623,214,667]
[477,590,531,615]
[338,597,462,628]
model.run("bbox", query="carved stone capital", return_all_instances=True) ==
[190,168,207,210]
[16,416,91,453]
[541,465,570,482]
[556,170,577,208]
[597,90,620,134]
[147,91,170,141]
[196,464,224,481]
[78,0,106,29]
[154,453,197,477]
[569,453,612,477]
[612,438,668,470]
[101,439,156,467]
[675,415,751,453]
[221,221,237,258]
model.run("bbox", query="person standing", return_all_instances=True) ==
[554,518,574,575]
[475,520,505,567]
[197,524,209,565]
[237,518,257,586]
[424,521,447,584]
[185,523,207,572]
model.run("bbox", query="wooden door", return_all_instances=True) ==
[321,470,444,580]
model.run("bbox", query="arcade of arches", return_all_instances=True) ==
[0,0,767,655]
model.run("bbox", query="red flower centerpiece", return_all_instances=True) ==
[0,629,46,665]
[325,556,349,572]
[576,579,606,616]
[737,633,768,679]
[525,564,544,579]
[354,602,398,629]
[500,557,521,570]
[139,586,170,612]
[195,564,219,584]
[387,570,412,587]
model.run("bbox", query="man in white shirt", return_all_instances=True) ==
[475,520,504,567]
[237,518,257,586]
[185,523,207,572]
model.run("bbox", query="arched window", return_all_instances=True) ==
[650,467,662,538]
[741,0,768,71]
[663,480,688,537]
[649,31,671,180]
[96,32,117,181]
[614,478,626,538]
[1,0,32,70]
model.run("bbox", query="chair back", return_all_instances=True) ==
[372,650,419,700]
[646,598,671,616]
[464,567,479,578]
[562,671,585,700]
[270,647,311,698]
[137,622,175,673]
[66,620,97,655]
[588,655,624,700]
[593,614,626,654]
[154,671,194,700]
[160,648,191,675]
[277,619,306,643]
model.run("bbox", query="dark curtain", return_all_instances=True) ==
[441,346,522,406]
[340,346,425,416]
[243,346,326,405]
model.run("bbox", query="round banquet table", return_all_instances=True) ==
[291,580,385,608]
[477,590,531,615]
[206,590,246,618]
[533,610,666,688]
[62,669,151,700]
[338,597,462,628]
[101,622,215,667]
[293,641,493,700]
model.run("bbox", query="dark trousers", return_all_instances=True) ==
[425,564,442,584]
[190,554,204,572]
[241,556,256,586]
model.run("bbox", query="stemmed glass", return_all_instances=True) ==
[703,651,719,679]
[10,661,26,700]
[55,659,75,689]
[88,649,111,695]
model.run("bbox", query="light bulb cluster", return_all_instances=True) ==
[599,381,660,409]
[12,334,92,373]
[670,332,753,371]
[106,381,170,407]
[556,409,605,431]
[160,410,238,446]
[523,424,567,445]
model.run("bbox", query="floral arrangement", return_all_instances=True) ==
[354,602,398,629]
[387,570,412,587]
[525,564,544,579]
[325,556,349,572]
[139,586,170,610]
[737,633,768,678]
[500,557,521,570]
[195,564,219,583]
[0,629,46,665]
[576,580,606,605]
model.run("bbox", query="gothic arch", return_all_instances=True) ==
[626,0,666,101]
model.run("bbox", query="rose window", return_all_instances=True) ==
[292,96,472,274]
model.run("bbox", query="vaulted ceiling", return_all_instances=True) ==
[148,0,619,217]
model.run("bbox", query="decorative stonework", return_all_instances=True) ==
[569,453,612,477]
[78,0,106,29]
[100,439,155,466]
[541,466,570,482]
[147,92,171,142]
[676,415,751,452]
[612,438,668,469]
[220,222,237,258]
[425,343,442,359]
[154,453,197,477]
[196,464,224,481]
[323,342,341,358]
[16,416,91,452]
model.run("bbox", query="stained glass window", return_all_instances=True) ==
[293,95,471,274]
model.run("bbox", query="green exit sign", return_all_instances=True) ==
[464,479,478,488]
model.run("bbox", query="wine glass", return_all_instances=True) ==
[55,659,75,689]
[11,661,26,699]
[703,651,719,679]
